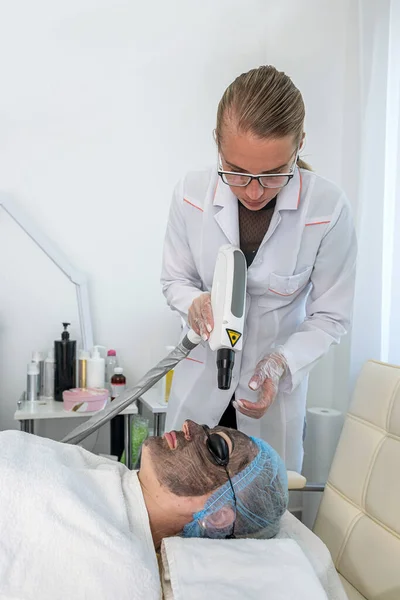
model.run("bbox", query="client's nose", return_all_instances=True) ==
[182,420,205,440]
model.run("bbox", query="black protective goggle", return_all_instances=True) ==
[202,425,237,539]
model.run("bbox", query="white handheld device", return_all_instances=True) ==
[208,245,247,390]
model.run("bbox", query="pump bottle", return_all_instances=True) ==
[110,367,127,460]
[54,323,76,401]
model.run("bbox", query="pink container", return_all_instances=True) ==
[63,388,109,413]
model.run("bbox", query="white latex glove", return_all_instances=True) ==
[233,349,288,419]
[188,293,214,341]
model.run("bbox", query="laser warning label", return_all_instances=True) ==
[226,329,242,348]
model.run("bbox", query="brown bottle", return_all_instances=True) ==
[110,367,126,460]
[111,367,126,400]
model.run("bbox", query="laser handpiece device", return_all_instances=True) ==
[208,245,247,390]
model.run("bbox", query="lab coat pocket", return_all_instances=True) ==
[259,266,313,310]
[268,266,313,296]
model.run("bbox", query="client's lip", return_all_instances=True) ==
[163,430,177,449]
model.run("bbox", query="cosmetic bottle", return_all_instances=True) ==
[44,349,55,399]
[87,346,105,389]
[111,367,126,400]
[160,346,175,405]
[32,351,45,397]
[105,349,118,391]
[110,367,127,460]
[27,361,40,402]
[78,349,90,388]
[54,323,76,402]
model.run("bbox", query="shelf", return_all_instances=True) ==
[14,397,138,421]
[138,387,168,414]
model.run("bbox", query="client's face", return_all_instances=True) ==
[141,420,258,497]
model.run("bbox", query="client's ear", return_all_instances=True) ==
[203,506,235,530]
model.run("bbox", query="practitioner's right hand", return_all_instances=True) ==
[188,293,214,341]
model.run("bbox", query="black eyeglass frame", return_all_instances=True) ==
[217,148,299,190]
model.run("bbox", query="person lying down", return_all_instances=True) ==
[0,420,288,600]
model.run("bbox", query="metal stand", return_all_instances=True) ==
[124,414,133,470]
[20,420,34,434]
[302,483,325,492]
[154,413,165,437]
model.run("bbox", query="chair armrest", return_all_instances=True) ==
[287,470,307,490]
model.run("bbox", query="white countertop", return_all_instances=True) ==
[138,387,168,414]
[14,397,138,421]
[13,385,169,421]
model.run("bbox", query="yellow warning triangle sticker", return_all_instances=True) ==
[226,329,242,348]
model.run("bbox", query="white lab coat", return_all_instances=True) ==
[161,167,356,471]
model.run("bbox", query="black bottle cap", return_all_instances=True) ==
[62,322,71,341]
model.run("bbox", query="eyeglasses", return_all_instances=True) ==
[218,150,298,189]
[202,425,237,539]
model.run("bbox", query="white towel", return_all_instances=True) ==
[161,537,328,600]
[276,512,348,600]
[0,431,161,600]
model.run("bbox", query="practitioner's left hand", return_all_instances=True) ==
[233,350,288,419]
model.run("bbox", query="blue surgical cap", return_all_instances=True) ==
[182,437,288,539]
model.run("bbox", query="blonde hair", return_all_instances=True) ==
[216,65,312,171]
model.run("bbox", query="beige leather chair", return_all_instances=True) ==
[311,360,400,600]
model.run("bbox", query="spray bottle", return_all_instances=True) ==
[44,349,56,399]
[27,361,40,402]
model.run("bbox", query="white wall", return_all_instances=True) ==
[350,0,400,384]
[0,0,359,450]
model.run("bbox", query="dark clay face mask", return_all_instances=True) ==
[144,420,258,497]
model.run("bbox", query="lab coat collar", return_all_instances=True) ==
[212,168,302,245]
[213,173,235,209]
[212,174,240,245]
[275,167,302,211]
